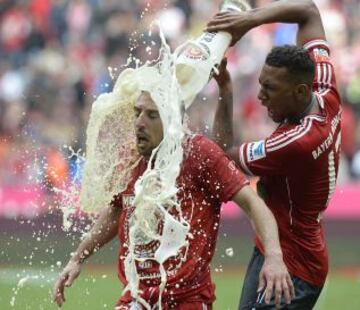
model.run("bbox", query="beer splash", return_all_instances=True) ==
[77,24,191,309]
[78,1,251,308]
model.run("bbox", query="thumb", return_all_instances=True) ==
[65,271,78,287]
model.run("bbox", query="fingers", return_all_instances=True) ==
[288,274,295,299]
[207,17,233,27]
[65,270,79,287]
[286,274,295,302]
[206,23,233,33]
[257,272,266,293]
[264,278,274,304]
[209,11,234,21]
[215,58,228,75]
[53,275,67,307]
[220,57,228,67]
[206,13,238,31]
[274,278,282,306]
[261,274,295,307]
[282,278,291,305]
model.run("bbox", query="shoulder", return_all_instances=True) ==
[265,118,324,154]
[188,134,222,149]
[184,134,238,175]
[186,134,225,158]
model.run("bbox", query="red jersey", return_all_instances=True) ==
[113,135,248,305]
[237,40,341,286]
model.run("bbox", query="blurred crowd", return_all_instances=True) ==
[1,0,360,196]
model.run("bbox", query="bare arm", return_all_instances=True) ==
[212,59,242,163]
[206,0,325,46]
[212,58,234,150]
[71,205,120,263]
[232,186,295,306]
[53,205,120,307]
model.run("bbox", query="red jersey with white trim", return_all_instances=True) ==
[113,135,248,305]
[237,40,341,286]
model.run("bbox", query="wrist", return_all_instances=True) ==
[70,252,86,264]
[218,82,232,94]
[264,249,283,259]
[250,8,265,28]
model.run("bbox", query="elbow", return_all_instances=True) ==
[302,0,321,19]
[289,0,320,23]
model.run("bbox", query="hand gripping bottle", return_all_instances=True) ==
[175,0,251,109]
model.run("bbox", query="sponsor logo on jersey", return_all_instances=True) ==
[247,140,266,162]
[313,48,329,62]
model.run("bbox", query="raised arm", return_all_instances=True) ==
[212,58,234,150]
[53,205,120,307]
[212,59,241,163]
[206,0,325,46]
[232,186,295,306]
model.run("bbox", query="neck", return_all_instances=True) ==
[288,94,317,124]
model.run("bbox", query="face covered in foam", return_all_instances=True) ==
[134,92,164,160]
[80,28,192,309]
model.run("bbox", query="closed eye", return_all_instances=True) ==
[134,108,141,118]
[148,111,160,119]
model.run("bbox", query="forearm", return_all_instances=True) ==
[251,0,314,25]
[70,206,120,263]
[250,0,324,44]
[232,187,294,304]
[212,80,234,150]
[233,187,282,257]
[246,198,282,257]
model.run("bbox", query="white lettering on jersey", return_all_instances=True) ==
[247,140,266,162]
[312,132,334,160]
[312,111,341,160]
[326,150,336,206]
[331,112,341,134]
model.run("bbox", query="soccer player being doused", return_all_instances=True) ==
[53,87,294,309]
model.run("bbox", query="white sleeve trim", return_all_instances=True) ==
[303,39,330,51]
[239,144,254,176]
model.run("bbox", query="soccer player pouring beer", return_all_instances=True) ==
[208,0,342,309]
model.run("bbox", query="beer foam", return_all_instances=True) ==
[78,23,194,309]
[122,29,191,309]
[78,0,251,301]
[79,68,141,213]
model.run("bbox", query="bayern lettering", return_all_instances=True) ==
[312,111,341,160]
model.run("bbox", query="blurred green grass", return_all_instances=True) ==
[1,220,360,309]
[0,266,359,310]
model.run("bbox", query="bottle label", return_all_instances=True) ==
[183,43,209,61]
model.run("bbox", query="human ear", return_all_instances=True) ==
[294,84,311,102]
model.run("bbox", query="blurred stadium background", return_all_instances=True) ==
[0,0,359,309]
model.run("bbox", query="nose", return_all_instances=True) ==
[135,112,146,130]
[257,88,267,106]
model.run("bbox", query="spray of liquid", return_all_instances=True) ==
[122,28,198,310]
[72,18,227,309]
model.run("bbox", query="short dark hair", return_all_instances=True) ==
[266,45,315,86]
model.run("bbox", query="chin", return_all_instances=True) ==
[137,147,150,158]
[271,115,284,123]
[136,145,145,155]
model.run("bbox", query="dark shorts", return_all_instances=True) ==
[239,247,323,310]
